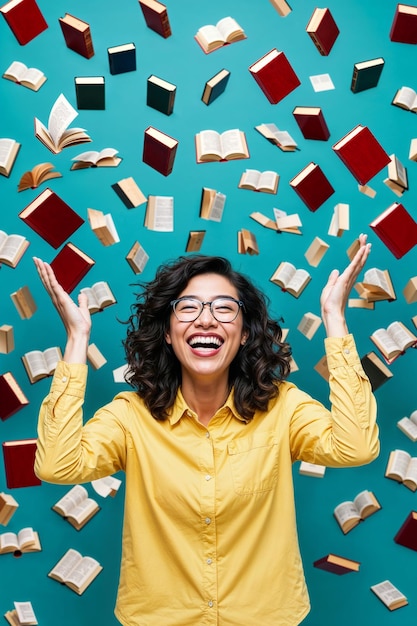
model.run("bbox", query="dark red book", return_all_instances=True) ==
[370,202,417,259]
[18,188,84,249]
[138,0,171,38]
[306,7,339,55]
[313,553,360,575]
[248,48,300,104]
[58,13,94,59]
[2,439,41,488]
[289,162,335,212]
[0,0,47,45]
[332,124,390,185]
[390,3,417,43]
[394,511,417,550]
[0,372,29,420]
[292,106,330,140]
[50,243,95,294]
[142,126,179,176]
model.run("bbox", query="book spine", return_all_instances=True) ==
[351,67,359,93]
[160,10,172,38]
[307,32,327,55]
[83,28,94,59]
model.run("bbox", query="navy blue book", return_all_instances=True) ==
[107,42,136,75]
[351,57,384,93]
[146,75,176,115]
[74,76,105,110]
[201,68,230,105]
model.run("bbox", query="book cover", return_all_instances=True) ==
[2,439,41,489]
[292,106,330,140]
[369,202,417,259]
[50,243,95,294]
[351,58,385,93]
[18,188,84,249]
[138,0,171,38]
[0,372,29,420]
[0,0,47,45]
[74,76,105,110]
[306,7,339,55]
[390,3,417,43]
[289,162,335,212]
[394,511,417,551]
[58,13,94,58]
[360,352,393,391]
[313,554,360,575]
[146,75,176,115]
[111,178,146,208]
[332,124,391,185]
[248,48,300,104]
[107,43,136,75]
[142,126,178,176]
[202,69,230,105]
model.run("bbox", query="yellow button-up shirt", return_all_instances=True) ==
[35,335,379,626]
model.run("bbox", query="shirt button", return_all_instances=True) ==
[206,432,210,438]
[62,376,67,382]
[205,474,212,481]
[205,517,211,525]
[206,558,212,564]
[208,600,213,608]
[344,349,350,354]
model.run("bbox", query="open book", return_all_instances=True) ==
[255,123,298,151]
[0,231,29,268]
[370,321,417,363]
[392,85,417,112]
[34,93,91,154]
[333,490,381,534]
[270,261,311,298]
[385,449,417,491]
[370,580,408,611]
[195,16,246,53]
[52,485,100,530]
[22,346,62,383]
[91,475,122,498]
[4,601,38,626]
[144,196,174,231]
[0,138,20,177]
[238,169,279,194]
[199,188,226,222]
[397,410,417,441]
[195,129,249,163]
[3,60,46,91]
[355,267,396,302]
[125,241,149,275]
[18,163,62,192]
[48,548,103,594]
[71,148,121,170]
[80,281,116,314]
[0,527,41,556]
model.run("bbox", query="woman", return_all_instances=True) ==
[34,233,379,626]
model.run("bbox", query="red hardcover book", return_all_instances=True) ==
[50,243,95,294]
[142,126,179,176]
[332,124,391,185]
[2,439,41,488]
[0,0,47,45]
[313,553,360,575]
[292,106,330,140]
[138,0,171,38]
[248,48,300,104]
[394,511,417,550]
[370,202,417,259]
[289,162,335,212]
[0,372,29,420]
[390,3,417,43]
[18,188,84,249]
[306,7,339,55]
[58,13,94,59]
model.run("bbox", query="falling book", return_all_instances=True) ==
[34,93,91,154]
[361,351,393,391]
[48,548,103,595]
[305,7,339,55]
[238,169,279,194]
[5,601,38,626]
[385,449,417,491]
[195,16,246,53]
[2,439,41,489]
[3,60,46,91]
[384,153,408,196]
[403,276,417,303]
[292,106,330,141]
[58,13,94,58]
[0,325,14,354]
[304,236,329,267]
[0,138,20,177]
[237,229,259,255]
[201,68,230,105]
[22,346,62,384]
[369,202,417,259]
[255,123,298,151]
[350,57,385,93]
[333,489,381,534]
[52,485,100,530]
[138,0,171,38]
[125,241,149,275]
[80,281,116,314]
[144,195,173,231]
[332,124,390,184]
[74,76,105,110]
[0,492,19,526]
[328,202,349,237]
[195,129,249,163]
[71,148,121,170]
[0,527,41,556]
[107,42,136,75]
[249,48,300,104]
[142,126,178,176]
[270,262,311,298]
[199,187,226,222]
[297,312,322,340]
[313,554,360,575]
[390,3,417,43]
[0,0,48,45]
[10,285,37,319]
[370,320,417,364]
[274,209,302,234]
[18,162,62,192]
[186,230,206,252]
[146,74,176,115]
[354,267,396,303]
[112,177,146,209]
[0,372,29,420]
[370,580,408,611]
[397,410,417,441]
[394,510,417,551]
[87,208,119,246]
[289,161,334,212]
[0,230,29,268]
[87,343,107,370]
[50,243,95,294]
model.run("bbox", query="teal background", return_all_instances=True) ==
[1,0,417,623]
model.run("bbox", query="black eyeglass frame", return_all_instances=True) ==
[170,297,245,323]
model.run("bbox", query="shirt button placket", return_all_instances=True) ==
[201,428,217,624]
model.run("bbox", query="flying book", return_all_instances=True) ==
[313,554,360,575]
[274,209,302,234]
[138,0,171,38]
[390,3,417,43]
[201,68,230,105]
[289,162,335,212]
[142,126,178,176]
[58,13,94,58]
[333,489,381,534]
[0,230,29,268]
[0,325,14,354]
[50,243,95,294]
[328,202,349,237]
[80,281,116,314]
[355,267,396,303]
[369,202,417,259]
[269,0,292,17]
[52,485,100,530]
[350,57,385,93]
[186,230,206,252]
[107,42,136,74]
[385,449,417,491]
[195,129,249,163]
[199,187,226,222]
[0,492,19,526]
[0,0,47,45]
[332,124,390,184]
[71,148,120,170]
[0,372,29,420]
[48,548,103,595]
[384,153,408,195]
[403,276,417,303]
[292,106,330,141]
[75,76,105,110]
[255,123,298,151]
[299,461,326,477]
[304,236,329,267]
[394,510,417,551]
[22,346,62,384]
[18,162,62,192]
[87,208,119,246]
[238,169,279,194]
[297,312,322,340]
[2,439,41,489]
[112,177,146,209]
[392,85,417,112]
[195,16,246,53]
[249,48,300,104]
[0,138,20,177]
[370,320,417,364]
[397,410,417,441]
[34,93,91,154]
[237,229,259,255]
[146,74,176,115]
[19,188,84,249]
[91,475,122,498]
[125,241,149,275]
[0,527,41,556]
[270,261,311,298]
[370,580,408,611]
[144,195,173,231]
[5,601,38,626]
[10,285,37,319]
[3,60,46,91]
[87,343,107,370]
[250,211,277,232]
[305,7,339,55]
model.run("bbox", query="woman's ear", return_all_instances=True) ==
[165,330,172,345]
[241,331,249,345]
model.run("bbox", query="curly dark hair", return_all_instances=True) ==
[123,255,292,421]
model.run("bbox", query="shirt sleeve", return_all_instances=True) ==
[288,334,379,467]
[35,360,128,484]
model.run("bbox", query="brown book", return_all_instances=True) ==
[195,16,246,53]
[270,261,311,298]
[186,231,206,252]
[313,553,360,575]
[385,450,417,491]
[18,162,62,192]
[370,320,417,364]
[142,126,178,176]
[370,580,408,610]
[0,230,29,267]
[249,48,300,104]
[0,325,14,354]
[237,229,259,255]
[22,346,62,384]
[50,243,95,294]
[87,208,119,246]
[3,60,46,91]
[125,241,149,275]
[10,285,37,319]
[0,372,29,420]
[306,7,339,55]
[292,106,330,140]
[0,138,20,178]
[403,276,417,304]
[19,188,84,249]
[394,510,417,550]
[80,281,116,314]
[58,13,94,58]
[52,485,100,530]
[199,188,226,221]
[48,548,103,594]
[332,124,390,185]
[111,177,146,208]
[333,489,381,534]
[289,162,335,212]
[238,169,279,194]
[390,3,417,43]
[0,0,48,45]
[138,0,171,38]
[195,129,249,162]
[0,492,19,526]
[2,439,41,489]
[0,527,41,556]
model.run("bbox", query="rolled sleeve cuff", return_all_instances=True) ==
[324,334,360,370]
[51,361,88,399]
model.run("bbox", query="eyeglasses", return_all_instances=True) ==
[170,297,244,323]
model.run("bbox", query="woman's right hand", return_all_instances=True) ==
[33,257,91,363]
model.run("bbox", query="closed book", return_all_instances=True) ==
[313,554,360,575]
[306,7,339,55]
[59,13,94,58]
[249,48,300,104]
[292,106,330,140]
[111,177,146,208]
[202,69,230,105]
[50,243,95,294]
[351,57,385,93]
[18,188,84,249]
[390,3,417,43]
[2,439,41,489]
[394,511,417,550]
[332,124,390,185]
[138,0,171,38]
[142,126,178,176]
[290,162,335,212]
[369,202,417,259]
[360,352,393,391]
[0,0,47,45]
[107,43,136,74]
[0,372,29,420]
[75,76,105,110]
[146,75,176,115]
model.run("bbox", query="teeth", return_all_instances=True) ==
[189,336,222,347]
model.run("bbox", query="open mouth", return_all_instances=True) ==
[188,335,223,350]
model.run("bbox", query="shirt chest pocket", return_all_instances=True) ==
[227,432,279,495]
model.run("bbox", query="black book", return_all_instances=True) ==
[146,75,176,115]
[201,68,230,105]
[107,42,136,75]
[360,351,393,391]
[351,57,384,93]
[74,76,105,110]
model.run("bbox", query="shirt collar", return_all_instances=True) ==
[168,387,248,425]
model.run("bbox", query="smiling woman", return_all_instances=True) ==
[33,240,379,626]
